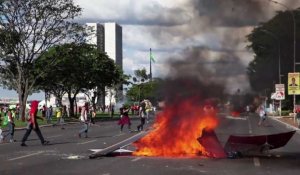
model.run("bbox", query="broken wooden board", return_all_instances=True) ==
[89,130,150,159]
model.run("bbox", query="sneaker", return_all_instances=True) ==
[9,139,15,143]
[21,143,27,146]
[42,141,50,145]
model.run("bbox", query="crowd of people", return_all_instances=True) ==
[0,99,155,145]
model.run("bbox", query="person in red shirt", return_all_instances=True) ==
[20,101,49,146]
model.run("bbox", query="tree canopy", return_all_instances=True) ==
[35,43,123,117]
[247,9,300,105]
[0,0,83,119]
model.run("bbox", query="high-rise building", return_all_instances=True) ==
[104,23,123,69]
[86,23,105,52]
[86,22,122,68]
[86,22,123,106]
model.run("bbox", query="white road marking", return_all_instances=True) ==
[253,157,260,167]
[77,140,97,145]
[132,157,142,162]
[8,151,44,161]
[47,135,62,139]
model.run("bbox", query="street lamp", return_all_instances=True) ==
[268,0,296,114]
[260,29,282,116]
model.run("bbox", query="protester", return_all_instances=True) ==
[137,100,146,131]
[257,105,267,126]
[78,102,89,138]
[53,106,65,129]
[90,105,96,125]
[41,105,46,118]
[2,109,15,143]
[46,105,53,124]
[118,105,131,132]
[21,101,49,146]
[145,99,152,123]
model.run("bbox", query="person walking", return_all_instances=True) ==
[118,105,131,132]
[90,105,96,125]
[257,105,267,126]
[53,107,65,129]
[46,105,53,124]
[41,105,46,118]
[137,100,146,131]
[145,100,152,123]
[78,102,89,138]
[2,108,15,142]
[21,101,49,146]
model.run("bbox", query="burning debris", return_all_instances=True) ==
[133,98,224,158]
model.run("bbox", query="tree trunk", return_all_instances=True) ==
[18,84,29,122]
[68,93,76,118]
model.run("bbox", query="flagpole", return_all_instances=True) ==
[150,48,152,81]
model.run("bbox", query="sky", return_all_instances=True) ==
[1,0,300,100]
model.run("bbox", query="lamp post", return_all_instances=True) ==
[260,29,282,116]
[268,0,296,114]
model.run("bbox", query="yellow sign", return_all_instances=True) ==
[288,73,300,95]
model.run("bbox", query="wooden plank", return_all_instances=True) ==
[89,130,149,159]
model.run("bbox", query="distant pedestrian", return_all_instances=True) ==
[145,100,152,123]
[110,104,115,118]
[2,109,15,143]
[21,101,49,146]
[53,107,65,129]
[41,105,46,118]
[137,100,146,131]
[246,105,250,115]
[46,105,53,124]
[0,129,3,143]
[118,105,131,132]
[78,103,89,138]
[90,105,96,124]
[15,106,20,120]
[257,105,267,126]
[296,109,300,128]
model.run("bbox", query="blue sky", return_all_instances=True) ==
[1,0,299,99]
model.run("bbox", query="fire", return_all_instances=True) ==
[133,99,219,157]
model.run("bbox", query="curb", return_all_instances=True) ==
[1,121,81,132]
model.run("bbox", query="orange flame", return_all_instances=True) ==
[133,99,219,157]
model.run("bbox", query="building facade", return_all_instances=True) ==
[86,22,123,106]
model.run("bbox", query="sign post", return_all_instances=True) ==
[288,73,300,122]
[275,84,285,117]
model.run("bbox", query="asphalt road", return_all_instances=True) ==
[0,113,300,175]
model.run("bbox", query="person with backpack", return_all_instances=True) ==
[137,100,146,131]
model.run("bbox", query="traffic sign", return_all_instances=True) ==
[275,84,285,100]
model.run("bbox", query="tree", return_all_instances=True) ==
[132,68,148,83]
[247,9,300,106]
[0,0,82,120]
[35,43,123,117]
[126,68,161,103]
